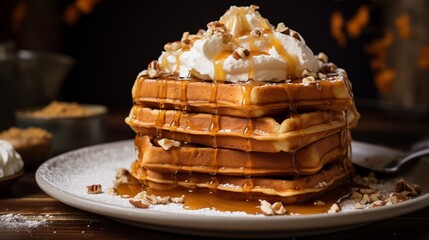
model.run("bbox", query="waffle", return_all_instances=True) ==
[134,132,349,176]
[126,105,358,152]
[130,156,353,204]
[131,68,353,118]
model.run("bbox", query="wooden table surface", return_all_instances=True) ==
[1,108,429,240]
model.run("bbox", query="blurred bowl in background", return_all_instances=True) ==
[15,104,107,155]
[0,127,52,170]
[0,43,74,130]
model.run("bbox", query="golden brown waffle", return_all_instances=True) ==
[131,69,353,118]
[134,133,349,176]
[130,157,353,204]
[126,105,358,152]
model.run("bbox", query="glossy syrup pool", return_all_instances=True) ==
[116,181,353,215]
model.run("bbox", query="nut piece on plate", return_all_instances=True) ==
[327,203,341,213]
[129,198,150,209]
[87,184,102,194]
[128,191,186,209]
[259,200,287,216]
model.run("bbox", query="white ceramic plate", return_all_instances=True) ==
[36,140,429,238]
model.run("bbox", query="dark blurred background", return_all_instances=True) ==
[1,0,428,131]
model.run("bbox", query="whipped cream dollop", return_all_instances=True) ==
[157,5,322,82]
[0,140,24,178]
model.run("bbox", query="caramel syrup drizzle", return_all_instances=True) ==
[133,22,354,214]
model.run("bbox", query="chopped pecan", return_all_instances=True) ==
[317,52,329,63]
[87,184,102,194]
[129,198,150,209]
[327,203,341,213]
[276,22,289,34]
[250,29,262,38]
[232,47,250,60]
[147,60,162,78]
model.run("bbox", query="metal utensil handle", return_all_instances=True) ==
[385,148,429,171]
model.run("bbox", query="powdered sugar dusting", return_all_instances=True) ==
[36,140,426,218]
[36,140,254,217]
[0,214,47,229]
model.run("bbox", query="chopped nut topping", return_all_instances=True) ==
[116,168,129,179]
[302,69,317,78]
[395,178,422,196]
[232,47,250,60]
[144,194,159,205]
[275,23,301,41]
[158,138,181,150]
[259,200,287,216]
[369,191,381,202]
[327,203,341,213]
[290,30,301,42]
[320,62,338,73]
[259,200,275,216]
[164,41,182,52]
[250,4,259,10]
[313,200,325,206]
[369,200,384,208]
[105,187,118,196]
[157,196,171,204]
[129,198,150,209]
[317,52,329,63]
[276,22,289,34]
[134,191,148,200]
[250,29,262,38]
[272,202,287,215]
[223,33,233,43]
[196,29,206,36]
[147,60,162,78]
[180,31,203,45]
[148,69,161,79]
[347,173,422,210]
[303,76,316,86]
[351,191,363,201]
[386,193,400,204]
[354,202,364,209]
[87,184,102,194]
[318,72,327,79]
[207,21,227,32]
[360,194,371,205]
[138,69,148,77]
[181,32,191,45]
[170,195,185,204]
[129,191,185,209]
[206,21,232,43]
[359,188,377,194]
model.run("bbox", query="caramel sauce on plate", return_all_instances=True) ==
[117,181,352,215]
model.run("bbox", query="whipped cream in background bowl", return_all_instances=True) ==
[156,5,324,83]
[0,140,24,191]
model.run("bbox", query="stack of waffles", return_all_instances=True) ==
[125,6,360,204]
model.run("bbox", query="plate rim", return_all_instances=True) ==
[35,139,429,234]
